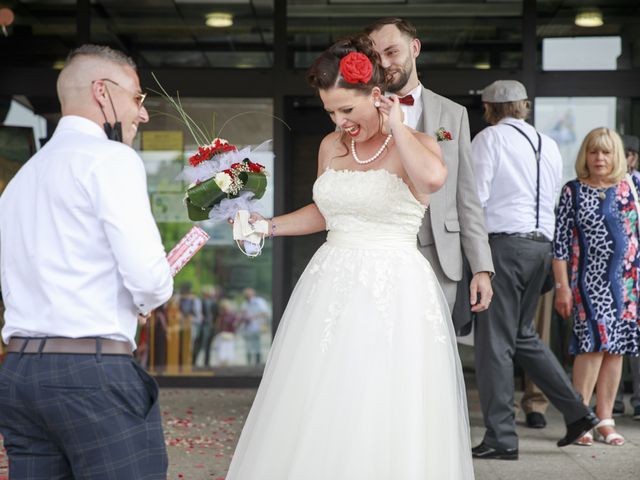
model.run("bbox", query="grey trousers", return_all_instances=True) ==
[520,290,553,415]
[474,237,590,450]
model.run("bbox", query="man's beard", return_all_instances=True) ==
[385,57,414,93]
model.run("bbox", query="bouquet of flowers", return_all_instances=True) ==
[181,138,270,257]
[153,74,271,256]
[182,138,268,222]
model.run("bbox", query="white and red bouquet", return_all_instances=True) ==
[182,137,268,222]
[154,74,271,256]
[181,138,271,257]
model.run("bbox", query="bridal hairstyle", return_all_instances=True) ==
[306,34,387,95]
[307,34,389,156]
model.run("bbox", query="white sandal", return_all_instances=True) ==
[574,430,593,446]
[594,419,625,446]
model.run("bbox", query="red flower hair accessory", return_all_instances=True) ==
[339,52,373,85]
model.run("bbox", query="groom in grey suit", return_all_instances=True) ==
[367,18,494,319]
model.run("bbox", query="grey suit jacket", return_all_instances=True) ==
[416,87,494,281]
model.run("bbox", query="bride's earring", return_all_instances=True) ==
[374,101,381,108]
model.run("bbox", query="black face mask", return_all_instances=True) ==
[103,121,123,142]
[100,84,123,143]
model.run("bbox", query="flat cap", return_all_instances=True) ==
[481,80,528,103]
[622,134,639,153]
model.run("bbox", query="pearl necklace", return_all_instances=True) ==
[351,134,392,165]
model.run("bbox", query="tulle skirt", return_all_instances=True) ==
[227,232,475,480]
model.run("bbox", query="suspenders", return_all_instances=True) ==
[505,123,543,230]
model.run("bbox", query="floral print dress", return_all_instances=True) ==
[554,177,640,355]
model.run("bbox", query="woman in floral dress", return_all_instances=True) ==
[553,127,640,446]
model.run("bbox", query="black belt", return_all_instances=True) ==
[489,231,551,243]
[8,337,133,355]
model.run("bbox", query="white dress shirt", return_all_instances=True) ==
[394,83,423,130]
[0,116,173,347]
[471,117,563,241]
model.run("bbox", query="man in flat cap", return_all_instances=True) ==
[470,80,598,459]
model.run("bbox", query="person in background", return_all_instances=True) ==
[612,133,640,418]
[623,134,639,179]
[188,287,206,365]
[215,298,238,366]
[238,288,270,365]
[151,301,170,370]
[178,281,202,365]
[196,284,219,367]
[471,80,598,460]
[553,127,640,446]
[0,44,173,478]
[365,17,494,325]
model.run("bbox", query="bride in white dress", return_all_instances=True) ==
[226,35,475,480]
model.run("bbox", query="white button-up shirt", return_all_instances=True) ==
[471,117,563,241]
[398,83,423,130]
[0,116,173,348]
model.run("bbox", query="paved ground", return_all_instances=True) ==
[1,386,639,479]
[159,387,640,480]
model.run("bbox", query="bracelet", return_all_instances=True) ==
[270,220,276,239]
[555,282,567,289]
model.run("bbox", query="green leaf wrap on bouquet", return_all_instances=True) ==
[186,177,226,221]
[239,171,267,200]
[186,197,213,221]
[185,171,267,221]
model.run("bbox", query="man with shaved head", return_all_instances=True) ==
[0,45,173,478]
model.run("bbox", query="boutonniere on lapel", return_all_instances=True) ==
[436,127,453,142]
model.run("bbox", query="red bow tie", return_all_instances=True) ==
[398,94,415,106]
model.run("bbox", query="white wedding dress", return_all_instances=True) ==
[226,168,475,480]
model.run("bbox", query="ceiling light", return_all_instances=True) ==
[474,62,491,70]
[205,12,233,28]
[575,8,603,28]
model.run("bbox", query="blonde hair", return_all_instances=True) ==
[575,127,627,183]
[483,100,530,125]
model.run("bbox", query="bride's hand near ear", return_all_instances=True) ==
[377,95,404,135]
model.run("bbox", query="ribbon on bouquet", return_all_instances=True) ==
[233,209,268,257]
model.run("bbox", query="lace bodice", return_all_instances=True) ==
[313,169,426,235]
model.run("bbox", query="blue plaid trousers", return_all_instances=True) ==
[0,350,168,479]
